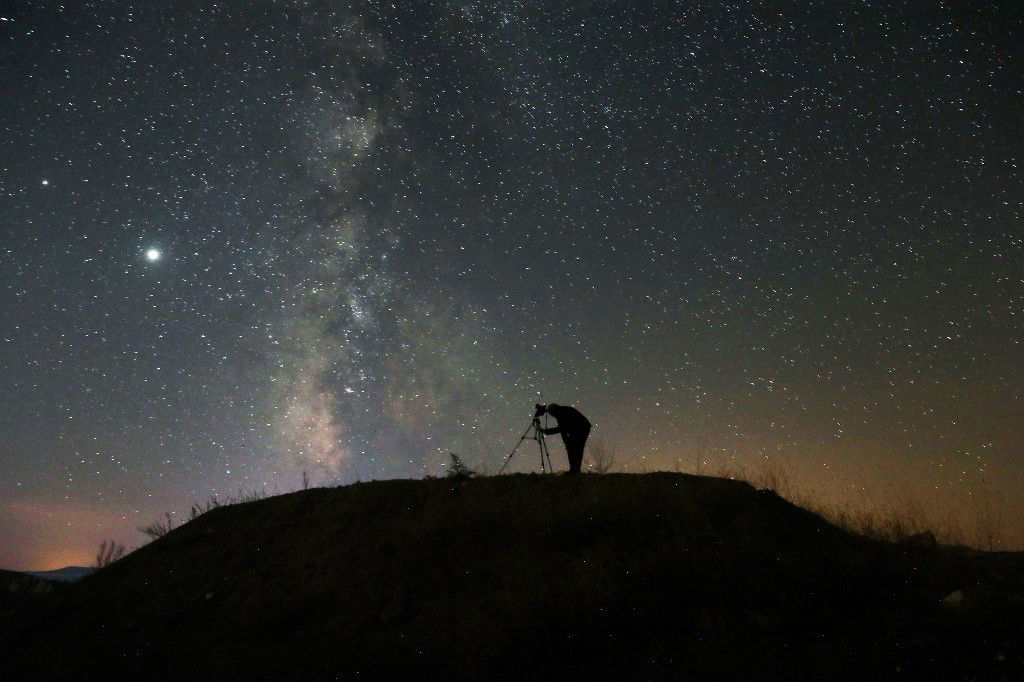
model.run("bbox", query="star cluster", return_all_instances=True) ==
[1,1,1021,568]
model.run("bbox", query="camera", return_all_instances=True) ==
[534,403,548,418]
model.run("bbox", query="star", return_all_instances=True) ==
[145,248,162,262]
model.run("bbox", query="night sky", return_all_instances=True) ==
[2,1,1021,570]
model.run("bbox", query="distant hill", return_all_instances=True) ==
[26,566,95,583]
[1,473,1022,680]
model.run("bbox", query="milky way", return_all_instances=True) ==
[1,1,1021,568]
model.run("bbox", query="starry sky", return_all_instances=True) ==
[2,1,1022,569]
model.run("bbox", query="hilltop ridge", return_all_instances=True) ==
[2,473,1022,680]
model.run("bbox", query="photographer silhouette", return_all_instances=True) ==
[535,403,591,474]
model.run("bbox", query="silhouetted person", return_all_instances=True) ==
[535,403,591,474]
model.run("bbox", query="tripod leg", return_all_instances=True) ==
[500,419,543,475]
[499,423,535,475]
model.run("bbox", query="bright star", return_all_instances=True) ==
[145,248,162,262]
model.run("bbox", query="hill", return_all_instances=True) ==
[26,566,95,583]
[2,473,1022,680]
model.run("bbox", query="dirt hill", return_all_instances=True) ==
[2,473,1022,680]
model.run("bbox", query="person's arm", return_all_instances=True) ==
[542,425,561,435]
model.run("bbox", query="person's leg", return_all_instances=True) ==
[575,426,591,473]
[566,436,584,473]
[560,433,573,472]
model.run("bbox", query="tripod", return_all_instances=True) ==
[498,416,554,474]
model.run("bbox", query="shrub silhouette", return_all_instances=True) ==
[445,452,478,479]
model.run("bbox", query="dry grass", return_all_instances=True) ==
[135,488,272,545]
[94,540,126,568]
[714,457,1010,550]
[137,511,175,541]
[585,438,618,474]
[587,445,1011,550]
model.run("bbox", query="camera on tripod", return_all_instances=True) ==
[498,403,554,474]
